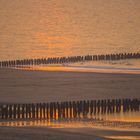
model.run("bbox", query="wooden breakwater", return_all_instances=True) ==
[0,52,140,67]
[0,98,139,121]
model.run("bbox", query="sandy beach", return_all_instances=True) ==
[0,68,140,140]
[0,124,140,140]
[0,68,140,104]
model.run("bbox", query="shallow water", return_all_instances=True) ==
[0,110,140,129]
[16,59,140,74]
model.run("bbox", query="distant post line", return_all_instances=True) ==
[0,52,140,68]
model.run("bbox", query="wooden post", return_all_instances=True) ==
[103,100,106,113]
[83,101,86,118]
[73,101,76,118]
[112,99,115,113]
[5,105,8,119]
[46,103,49,120]
[43,103,46,119]
[90,100,93,117]
[93,100,96,115]
[36,103,39,119]
[107,100,111,113]
[66,102,69,118]
[50,102,53,119]
[62,102,66,119]
[87,100,90,116]
[13,104,17,119]
[17,104,20,119]
[60,102,63,119]
[57,102,61,120]
[32,103,35,119]
[79,101,83,118]
[9,104,12,119]
[115,99,119,113]
[29,104,32,119]
[53,102,56,119]
[97,100,100,113]
[101,100,104,114]
[1,105,4,119]
[40,103,42,119]
[0,105,2,119]
[77,101,81,118]
[123,99,126,112]
[69,102,72,118]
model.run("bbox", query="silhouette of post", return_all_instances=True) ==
[32,103,35,119]
[57,102,61,120]
[69,102,72,118]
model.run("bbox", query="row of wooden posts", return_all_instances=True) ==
[0,52,140,67]
[0,98,139,120]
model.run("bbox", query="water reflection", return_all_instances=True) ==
[0,110,140,129]
[0,118,140,129]
[16,65,140,74]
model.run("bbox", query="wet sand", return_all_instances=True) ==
[0,68,140,103]
[0,126,106,140]
[0,68,140,140]
[0,126,140,140]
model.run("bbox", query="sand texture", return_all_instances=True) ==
[0,68,140,103]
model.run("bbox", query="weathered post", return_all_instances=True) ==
[1,105,4,119]
[46,103,49,120]
[25,104,28,119]
[13,104,17,119]
[123,99,126,112]
[73,101,76,118]
[36,103,39,119]
[53,102,56,119]
[97,100,101,114]
[79,101,83,118]
[0,105,2,119]
[29,104,32,119]
[69,102,72,118]
[101,100,104,114]
[57,102,61,120]
[17,104,20,119]
[66,102,69,118]
[40,103,43,119]
[83,100,86,118]
[90,100,93,117]
[103,100,107,113]
[112,99,115,113]
[42,103,46,119]
[4,105,8,119]
[118,99,121,112]
[9,104,12,119]
[50,102,53,119]
[107,100,111,113]
[93,100,97,115]
[62,102,66,119]
[77,101,81,118]
[32,103,35,119]
[86,100,90,117]
[21,104,24,119]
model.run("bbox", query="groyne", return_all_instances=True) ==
[0,52,140,67]
[0,98,139,121]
